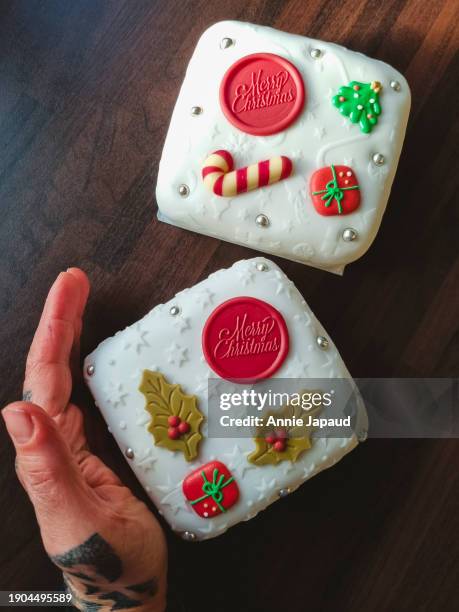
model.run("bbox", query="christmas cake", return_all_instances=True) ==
[84,258,368,540]
[156,21,410,274]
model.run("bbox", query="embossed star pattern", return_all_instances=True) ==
[254,477,277,500]
[166,343,189,367]
[171,315,191,333]
[135,448,156,472]
[123,323,150,354]
[194,288,214,308]
[104,382,127,408]
[237,267,255,286]
[314,126,326,140]
[223,445,256,477]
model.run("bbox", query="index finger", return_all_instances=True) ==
[24,269,90,417]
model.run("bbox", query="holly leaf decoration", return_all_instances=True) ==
[248,394,323,466]
[139,370,204,461]
[332,80,382,133]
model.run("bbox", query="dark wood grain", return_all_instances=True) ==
[0,1,458,610]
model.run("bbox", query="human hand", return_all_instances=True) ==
[2,270,167,611]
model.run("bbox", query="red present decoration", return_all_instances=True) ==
[183,461,239,518]
[310,164,360,216]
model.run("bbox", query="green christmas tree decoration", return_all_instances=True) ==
[332,81,382,133]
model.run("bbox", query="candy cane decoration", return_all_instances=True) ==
[202,150,293,197]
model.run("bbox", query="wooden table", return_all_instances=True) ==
[0,1,458,610]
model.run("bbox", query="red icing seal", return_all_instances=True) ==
[219,53,305,136]
[202,296,289,382]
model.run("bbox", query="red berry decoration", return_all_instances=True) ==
[168,415,181,427]
[273,440,287,453]
[167,416,191,438]
[183,461,239,518]
[168,426,180,440]
[310,164,360,216]
[178,421,190,435]
[265,431,288,453]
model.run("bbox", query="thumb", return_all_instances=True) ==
[2,402,94,548]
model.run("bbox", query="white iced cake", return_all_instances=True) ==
[84,258,368,540]
[156,21,410,274]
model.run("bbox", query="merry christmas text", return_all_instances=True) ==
[232,69,295,113]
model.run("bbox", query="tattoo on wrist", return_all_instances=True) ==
[65,576,158,611]
[22,390,32,402]
[51,533,122,582]
[53,533,158,611]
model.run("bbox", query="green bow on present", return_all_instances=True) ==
[190,468,234,513]
[312,164,359,214]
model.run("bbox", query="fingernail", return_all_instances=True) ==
[3,408,34,444]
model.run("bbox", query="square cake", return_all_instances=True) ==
[156,21,411,274]
[84,258,368,540]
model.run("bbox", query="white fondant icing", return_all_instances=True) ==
[156,21,410,274]
[84,258,368,540]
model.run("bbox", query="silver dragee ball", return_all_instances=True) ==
[316,336,329,350]
[310,48,322,59]
[178,184,190,197]
[372,153,385,166]
[255,214,270,228]
[220,37,234,49]
[342,228,358,242]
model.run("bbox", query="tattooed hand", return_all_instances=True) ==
[2,270,167,611]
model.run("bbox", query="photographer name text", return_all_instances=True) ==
[219,414,351,429]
